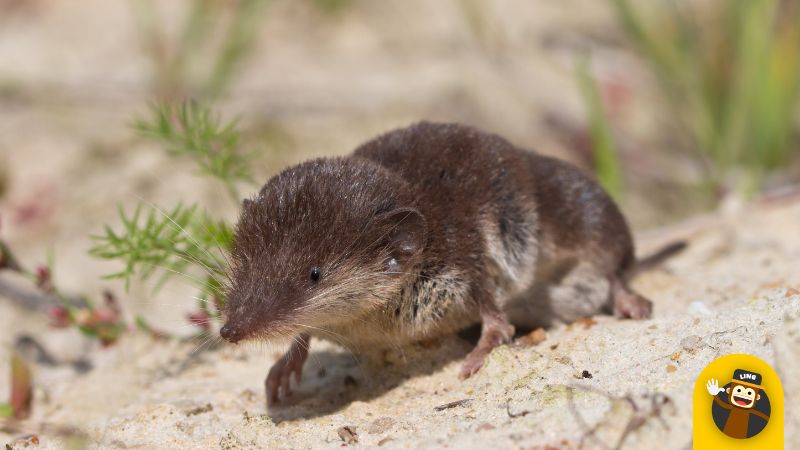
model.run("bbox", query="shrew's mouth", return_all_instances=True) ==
[733,396,752,406]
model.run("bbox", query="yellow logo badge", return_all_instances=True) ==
[693,354,783,449]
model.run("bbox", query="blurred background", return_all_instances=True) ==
[0,2,799,445]
[1,0,800,335]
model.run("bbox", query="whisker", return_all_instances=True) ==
[133,194,230,285]
[138,262,214,291]
[142,177,236,273]
[292,323,365,374]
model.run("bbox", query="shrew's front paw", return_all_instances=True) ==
[459,347,491,380]
[265,353,305,404]
[265,335,310,405]
[458,320,514,380]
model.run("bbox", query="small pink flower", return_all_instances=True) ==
[35,265,53,292]
[47,305,71,328]
[187,310,211,331]
[93,308,118,324]
[74,308,92,326]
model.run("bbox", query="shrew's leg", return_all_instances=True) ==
[546,263,652,321]
[611,276,652,319]
[459,292,515,380]
[266,333,310,405]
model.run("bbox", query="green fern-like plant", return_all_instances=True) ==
[94,102,252,320]
[132,102,254,200]
[90,204,230,291]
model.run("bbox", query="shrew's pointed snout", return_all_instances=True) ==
[220,323,243,343]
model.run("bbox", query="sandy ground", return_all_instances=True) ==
[1,1,799,449]
[1,195,798,449]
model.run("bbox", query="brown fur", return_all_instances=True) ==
[220,122,662,401]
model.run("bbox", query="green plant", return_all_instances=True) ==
[0,353,32,420]
[93,101,250,322]
[310,0,351,13]
[132,0,268,100]
[612,0,800,194]
[132,102,254,200]
[0,235,126,346]
[90,203,232,318]
[577,58,624,201]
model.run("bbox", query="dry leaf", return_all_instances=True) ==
[10,352,32,420]
[517,328,547,347]
[574,318,598,329]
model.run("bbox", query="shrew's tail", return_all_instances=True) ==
[625,241,687,280]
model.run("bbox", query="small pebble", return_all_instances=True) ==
[337,426,358,444]
[680,335,703,351]
[555,355,572,365]
[688,301,712,316]
[184,403,213,416]
[476,423,495,432]
[367,417,395,434]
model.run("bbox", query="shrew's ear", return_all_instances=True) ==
[374,207,427,264]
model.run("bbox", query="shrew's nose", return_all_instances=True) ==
[220,323,242,343]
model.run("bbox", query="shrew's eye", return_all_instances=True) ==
[310,266,322,283]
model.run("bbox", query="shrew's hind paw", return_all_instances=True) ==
[614,291,653,319]
[612,277,653,320]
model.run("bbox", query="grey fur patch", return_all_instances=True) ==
[505,261,612,328]
[480,207,539,301]
[397,269,473,337]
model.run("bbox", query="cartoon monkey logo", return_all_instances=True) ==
[706,369,771,439]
